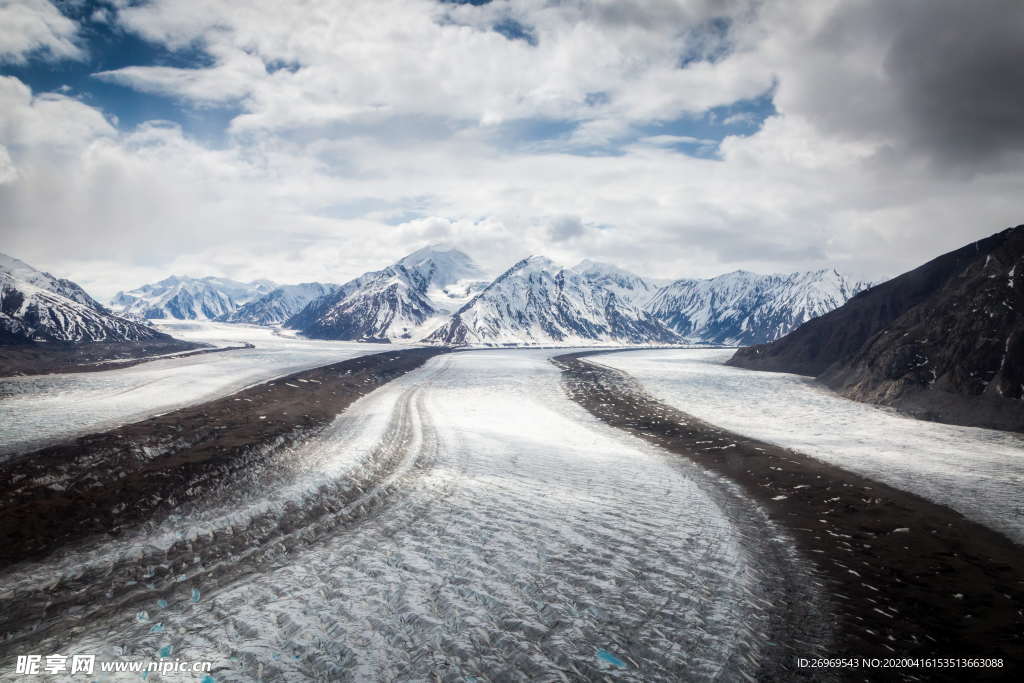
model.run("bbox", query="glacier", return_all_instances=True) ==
[9,350,828,681]
[593,349,1024,544]
[0,321,407,457]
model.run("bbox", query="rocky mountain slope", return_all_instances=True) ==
[102,245,867,347]
[223,282,340,325]
[286,245,865,346]
[1,253,169,345]
[730,226,1024,431]
[111,276,276,320]
[424,256,679,346]
[573,259,663,308]
[286,246,488,341]
[647,269,871,345]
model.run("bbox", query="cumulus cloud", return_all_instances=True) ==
[102,0,773,132]
[2,0,1023,298]
[0,76,115,147]
[0,0,83,63]
[93,49,264,105]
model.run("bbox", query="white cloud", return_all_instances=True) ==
[101,0,772,133]
[548,215,586,242]
[637,134,717,147]
[94,48,264,105]
[2,1,1023,299]
[0,0,83,63]
[0,76,115,147]
[721,111,757,126]
[0,143,17,183]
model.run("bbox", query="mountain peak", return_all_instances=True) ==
[402,243,459,257]
[714,269,758,279]
[396,245,483,288]
[111,275,276,320]
[0,252,37,280]
[0,250,32,272]
[225,281,340,325]
[728,225,1024,431]
[521,254,559,269]
[648,266,870,345]
[424,253,677,346]
[1,253,167,344]
[573,259,632,276]
[397,244,469,265]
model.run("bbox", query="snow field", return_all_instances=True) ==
[593,349,1024,545]
[0,322,402,457]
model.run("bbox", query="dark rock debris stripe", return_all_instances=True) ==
[0,338,234,377]
[71,341,257,372]
[553,351,1024,683]
[0,347,449,652]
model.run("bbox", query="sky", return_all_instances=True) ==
[1,0,1023,299]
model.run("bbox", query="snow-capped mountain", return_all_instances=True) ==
[397,245,488,305]
[287,246,489,340]
[645,269,871,345]
[222,282,340,325]
[730,225,1023,431]
[99,243,868,347]
[288,246,861,347]
[1,252,168,344]
[111,276,277,320]
[572,259,663,308]
[424,256,679,346]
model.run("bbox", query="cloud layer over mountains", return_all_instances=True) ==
[1,0,1022,299]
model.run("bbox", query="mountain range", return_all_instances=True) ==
[99,245,871,347]
[424,256,677,345]
[1,246,872,348]
[223,282,341,326]
[283,246,870,346]
[0,253,168,345]
[287,246,489,341]
[5,229,1019,432]
[111,276,277,320]
[648,268,871,345]
[730,226,1024,431]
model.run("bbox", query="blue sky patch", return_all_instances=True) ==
[488,117,579,148]
[480,84,777,160]
[635,87,778,158]
[0,0,237,143]
[493,18,537,46]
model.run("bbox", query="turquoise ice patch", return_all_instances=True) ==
[596,649,626,668]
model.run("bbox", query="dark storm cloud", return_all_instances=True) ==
[884,0,1024,168]
[795,0,1024,172]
